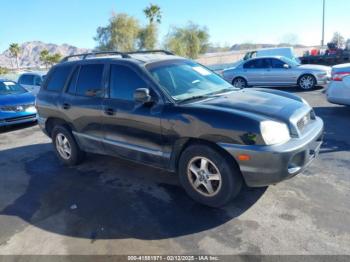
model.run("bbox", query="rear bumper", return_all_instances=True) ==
[219,117,324,187]
[0,114,38,127]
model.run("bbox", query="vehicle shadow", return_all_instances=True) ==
[0,121,37,134]
[257,85,324,93]
[0,143,267,241]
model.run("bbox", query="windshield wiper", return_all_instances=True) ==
[209,88,237,95]
[178,95,211,104]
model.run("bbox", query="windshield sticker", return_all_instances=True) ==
[3,82,15,86]
[192,66,212,76]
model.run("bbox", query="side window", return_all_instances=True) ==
[243,60,257,69]
[19,75,34,85]
[256,59,270,69]
[270,59,286,69]
[109,65,147,101]
[76,64,104,97]
[67,67,80,94]
[46,65,73,92]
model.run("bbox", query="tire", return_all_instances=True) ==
[232,77,247,88]
[178,144,242,207]
[298,74,316,90]
[52,125,85,166]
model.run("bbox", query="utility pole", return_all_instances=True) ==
[321,0,326,47]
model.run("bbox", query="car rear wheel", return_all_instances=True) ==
[178,144,242,207]
[232,77,247,88]
[298,75,316,90]
[52,126,85,166]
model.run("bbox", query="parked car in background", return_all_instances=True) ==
[327,63,350,106]
[223,56,331,90]
[18,72,46,95]
[243,47,301,63]
[36,51,323,207]
[0,79,37,127]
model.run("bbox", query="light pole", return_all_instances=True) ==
[321,0,326,47]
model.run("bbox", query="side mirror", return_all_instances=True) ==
[283,64,290,69]
[134,88,152,104]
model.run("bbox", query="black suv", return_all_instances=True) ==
[36,50,324,207]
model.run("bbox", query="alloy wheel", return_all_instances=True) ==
[233,78,246,88]
[299,75,315,90]
[187,156,222,197]
[56,133,72,160]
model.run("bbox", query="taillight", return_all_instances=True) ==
[332,72,350,81]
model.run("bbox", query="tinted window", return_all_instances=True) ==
[110,65,146,100]
[67,67,80,94]
[76,64,104,97]
[46,66,73,92]
[244,59,269,69]
[19,75,34,85]
[270,58,286,69]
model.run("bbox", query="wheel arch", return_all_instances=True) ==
[170,137,241,175]
[45,117,75,137]
[297,73,317,84]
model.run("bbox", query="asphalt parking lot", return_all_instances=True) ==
[0,86,349,255]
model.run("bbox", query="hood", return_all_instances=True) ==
[191,89,310,123]
[298,64,331,71]
[0,91,35,106]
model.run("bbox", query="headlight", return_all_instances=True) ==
[260,121,291,145]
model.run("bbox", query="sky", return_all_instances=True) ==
[0,0,349,52]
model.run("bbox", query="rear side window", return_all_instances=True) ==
[19,75,34,85]
[109,65,146,101]
[76,64,104,97]
[46,66,73,92]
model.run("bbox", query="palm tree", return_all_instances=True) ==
[143,4,162,24]
[9,43,21,69]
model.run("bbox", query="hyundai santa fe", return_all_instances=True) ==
[36,50,324,207]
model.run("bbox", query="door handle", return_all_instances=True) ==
[62,103,71,110]
[104,108,115,116]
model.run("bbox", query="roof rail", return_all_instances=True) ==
[60,51,131,63]
[60,50,174,63]
[125,50,175,56]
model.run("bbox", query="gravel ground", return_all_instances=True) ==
[0,86,349,255]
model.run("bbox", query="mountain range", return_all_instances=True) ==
[0,41,90,69]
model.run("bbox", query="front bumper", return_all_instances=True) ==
[0,114,38,127]
[219,117,324,187]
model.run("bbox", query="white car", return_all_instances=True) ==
[327,63,350,106]
[18,72,46,95]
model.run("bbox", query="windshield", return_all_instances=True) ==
[0,81,27,95]
[147,60,234,101]
[280,57,301,67]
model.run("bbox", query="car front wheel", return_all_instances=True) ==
[298,75,316,90]
[178,144,242,207]
[52,126,85,166]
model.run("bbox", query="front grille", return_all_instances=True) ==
[5,114,37,123]
[297,111,312,131]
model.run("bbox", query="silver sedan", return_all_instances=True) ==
[223,56,331,90]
